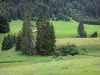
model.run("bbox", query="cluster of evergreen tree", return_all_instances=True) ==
[1,11,56,56]
[0,0,100,24]
[15,12,56,56]
[2,34,16,50]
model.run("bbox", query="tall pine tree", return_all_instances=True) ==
[77,21,86,38]
[20,12,36,55]
[36,11,56,56]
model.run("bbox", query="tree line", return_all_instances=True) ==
[0,0,100,24]
[1,11,56,56]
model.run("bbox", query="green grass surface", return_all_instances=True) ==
[0,55,100,75]
[53,20,100,38]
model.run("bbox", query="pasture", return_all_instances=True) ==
[0,20,100,75]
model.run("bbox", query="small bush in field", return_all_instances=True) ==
[68,44,79,56]
[53,48,60,57]
[58,45,70,56]
[54,44,79,56]
[90,31,98,38]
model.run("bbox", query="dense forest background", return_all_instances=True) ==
[0,0,100,24]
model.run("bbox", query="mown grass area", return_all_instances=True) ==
[0,56,100,75]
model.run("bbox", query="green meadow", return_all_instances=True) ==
[0,20,100,75]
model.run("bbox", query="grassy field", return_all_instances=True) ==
[0,55,100,75]
[0,20,100,75]
[53,20,100,38]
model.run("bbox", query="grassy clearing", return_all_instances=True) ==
[53,20,100,38]
[0,56,100,75]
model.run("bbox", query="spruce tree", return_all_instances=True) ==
[36,12,56,56]
[20,12,36,55]
[77,21,85,38]
[0,14,10,33]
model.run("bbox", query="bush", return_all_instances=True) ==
[90,31,98,38]
[68,44,79,56]
[57,45,70,56]
[54,44,79,56]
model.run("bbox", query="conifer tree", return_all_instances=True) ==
[77,21,85,38]
[20,12,36,55]
[36,11,56,55]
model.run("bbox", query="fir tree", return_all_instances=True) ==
[20,12,36,55]
[36,12,56,55]
[77,21,85,38]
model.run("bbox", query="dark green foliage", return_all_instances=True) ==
[2,34,16,51]
[77,22,86,38]
[1,0,100,22]
[65,17,71,21]
[57,46,70,56]
[0,14,10,33]
[54,44,79,56]
[36,12,56,56]
[53,48,60,57]
[90,31,98,38]
[84,31,87,38]
[81,18,100,25]
[15,32,21,51]
[10,7,18,20]
[68,44,79,56]
[20,12,36,56]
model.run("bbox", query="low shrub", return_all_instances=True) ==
[54,44,79,56]
[90,31,98,38]
[68,44,79,56]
